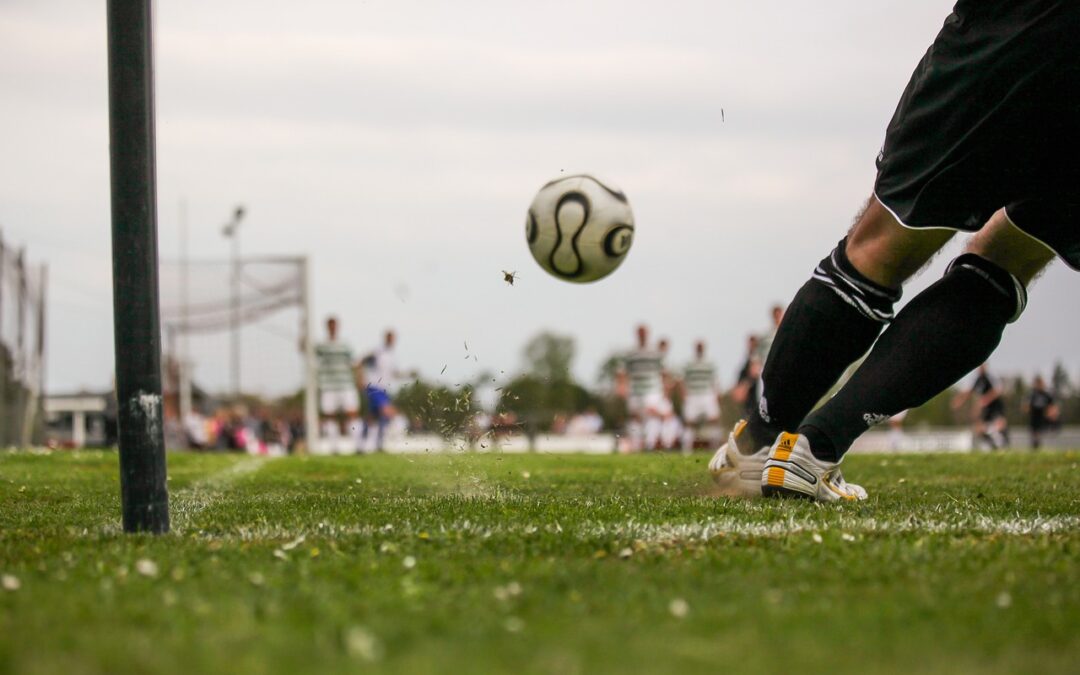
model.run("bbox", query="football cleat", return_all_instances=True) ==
[761,432,867,502]
[708,420,770,498]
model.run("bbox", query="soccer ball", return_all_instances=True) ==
[525,174,634,283]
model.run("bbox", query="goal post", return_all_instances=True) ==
[107,0,170,534]
[159,254,318,453]
[0,232,48,448]
[301,256,318,455]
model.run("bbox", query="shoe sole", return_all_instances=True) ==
[761,461,816,499]
[761,484,814,500]
[712,467,764,498]
[762,462,861,502]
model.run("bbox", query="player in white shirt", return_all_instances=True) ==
[360,329,401,452]
[615,325,666,451]
[314,316,359,453]
[681,340,722,449]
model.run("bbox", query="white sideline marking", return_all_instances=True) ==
[186,512,1080,544]
[171,457,275,532]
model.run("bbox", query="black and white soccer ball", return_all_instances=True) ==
[525,174,634,283]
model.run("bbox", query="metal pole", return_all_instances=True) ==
[222,205,244,400]
[107,0,169,534]
[231,230,240,398]
[0,230,6,444]
[178,199,192,423]
[14,250,27,446]
[36,264,46,442]
[301,256,318,454]
[19,264,47,448]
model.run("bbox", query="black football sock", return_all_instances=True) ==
[800,254,1027,461]
[745,237,900,450]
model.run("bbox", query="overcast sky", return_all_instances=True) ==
[1,0,1076,397]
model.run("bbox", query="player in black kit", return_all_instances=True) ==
[711,1,1079,500]
[1023,375,1059,449]
[953,364,1009,450]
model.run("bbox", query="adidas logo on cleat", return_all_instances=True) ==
[862,412,891,426]
[761,432,868,502]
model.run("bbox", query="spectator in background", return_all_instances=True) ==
[1024,374,1059,450]
[732,334,763,418]
[566,407,604,436]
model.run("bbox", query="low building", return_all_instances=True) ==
[43,391,116,448]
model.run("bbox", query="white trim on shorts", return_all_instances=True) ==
[874,193,1077,272]
[1001,206,1077,271]
[872,192,962,233]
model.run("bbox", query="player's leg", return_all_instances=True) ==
[795,210,1054,467]
[644,415,662,451]
[345,411,361,452]
[1030,421,1043,450]
[745,196,952,450]
[682,397,702,449]
[972,417,989,450]
[338,388,360,453]
[715,199,948,497]
[624,397,643,452]
[318,390,346,453]
[995,415,1011,449]
[374,397,396,452]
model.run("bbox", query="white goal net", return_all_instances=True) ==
[158,256,316,450]
[0,231,47,447]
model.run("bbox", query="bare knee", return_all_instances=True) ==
[845,196,953,288]
[966,210,1055,285]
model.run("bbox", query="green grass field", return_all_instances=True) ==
[2,449,1079,674]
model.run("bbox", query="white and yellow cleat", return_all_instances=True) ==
[708,420,770,498]
[760,432,868,502]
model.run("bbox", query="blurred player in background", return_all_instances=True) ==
[731,334,762,419]
[1023,374,1059,449]
[681,340,722,450]
[887,410,908,451]
[656,337,682,450]
[754,304,785,364]
[615,325,665,451]
[713,3,1078,501]
[315,316,360,453]
[953,363,1010,450]
[360,329,402,452]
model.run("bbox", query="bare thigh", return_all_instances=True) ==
[966,209,1056,285]
[845,196,955,288]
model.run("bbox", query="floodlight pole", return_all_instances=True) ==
[222,206,245,399]
[178,199,192,424]
[107,0,170,533]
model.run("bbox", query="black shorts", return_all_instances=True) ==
[874,1,1080,270]
[980,401,1006,424]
